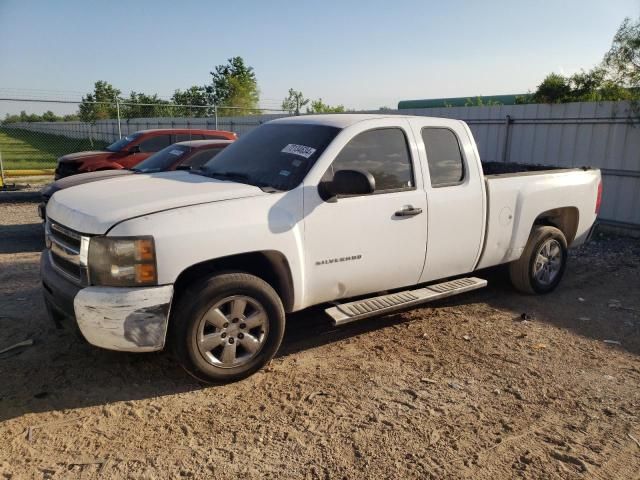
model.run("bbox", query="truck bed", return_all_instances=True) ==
[476,164,601,271]
[482,161,579,177]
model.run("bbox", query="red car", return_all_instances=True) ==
[40,139,233,218]
[54,128,237,179]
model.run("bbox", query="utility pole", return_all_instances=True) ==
[115,97,122,138]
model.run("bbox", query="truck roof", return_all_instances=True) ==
[270,113,460,129]
[133,128,235,135]
[173,139,234,148]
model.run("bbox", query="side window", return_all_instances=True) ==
[330,128,414,192]
[181,149,222,169]
[421,128,465,187]
[138,135,172,153]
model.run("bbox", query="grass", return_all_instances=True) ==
[0,128,108,170]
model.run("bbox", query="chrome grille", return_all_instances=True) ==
[47,221,89,285]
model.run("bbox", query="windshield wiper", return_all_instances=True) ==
[190,169,281,192]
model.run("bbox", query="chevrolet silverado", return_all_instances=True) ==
[41,114,602,383]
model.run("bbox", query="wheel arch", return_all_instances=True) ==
[172,250,295,313]
[532,207,579,245]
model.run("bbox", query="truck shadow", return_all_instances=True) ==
[0,224,44,254]
[1,238,637,422]
[282,263,640,360]
[0,298,412,422]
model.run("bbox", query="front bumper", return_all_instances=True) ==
[41,252,173,352]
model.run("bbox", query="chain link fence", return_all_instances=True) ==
[2,97,639,231]
[0,98,290,172]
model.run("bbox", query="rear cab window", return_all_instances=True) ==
[182,148,224,170]
[421,128,465,187]
[132,144,190,173]
[324,128,414,193]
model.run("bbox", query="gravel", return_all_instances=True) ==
[1,201,639,479]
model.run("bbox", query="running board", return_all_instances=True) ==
[325,277,487,326]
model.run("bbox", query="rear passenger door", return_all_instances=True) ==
[409,119,485,282]
[302,119,428,306]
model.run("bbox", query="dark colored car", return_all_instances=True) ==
[54,128,237,179]
[39,140,233,219]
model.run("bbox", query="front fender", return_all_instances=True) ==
[107,188,308,310]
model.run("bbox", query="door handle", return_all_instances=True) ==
[395,206,423,217]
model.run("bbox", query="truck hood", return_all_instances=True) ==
[42,169,133,200]
[60,150,112,162]
[47,171,268,234]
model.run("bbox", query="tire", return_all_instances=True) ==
[509,226,568,294]
[170,272,285,384]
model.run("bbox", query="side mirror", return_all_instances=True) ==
[175,164,191,171]
[320,169,375,200]
[128,145,141,154]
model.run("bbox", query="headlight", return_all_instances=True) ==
[88,236,157,287]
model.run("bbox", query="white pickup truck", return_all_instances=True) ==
[42,114,602,383]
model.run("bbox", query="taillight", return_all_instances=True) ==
[595,181,602,214]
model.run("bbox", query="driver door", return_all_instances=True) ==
[302,121,428,306]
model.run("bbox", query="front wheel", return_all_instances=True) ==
[509,226,568,294]
[171,272,285,383]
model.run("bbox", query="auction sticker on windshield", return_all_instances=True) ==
[281,144,316,159]
[169,149,184,156]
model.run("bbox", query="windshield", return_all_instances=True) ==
[198,123,340,190]
[132,144,191,173]
[105,133,142,152]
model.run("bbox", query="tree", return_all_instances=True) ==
[1,110,70,123]
[464,96,502,107]
[307,98,345,113]
[526,17,640,105]
[2,112,21,123]
[532,73,572,103]
[79,81,121,122]
[41,110,59,122]
[206,56,259,115]
[281,89,309,115]
[514,94,533,104]
[172,86,210,116]
[530,69,634,104]
[569,67,632,101]
[604,16,640,87]
[120,91,169,119]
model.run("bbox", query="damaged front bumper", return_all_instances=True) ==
[41,252,173,352]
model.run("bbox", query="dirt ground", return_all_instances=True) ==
[0,197,639,479]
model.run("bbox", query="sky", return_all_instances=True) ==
[0,0,638,116]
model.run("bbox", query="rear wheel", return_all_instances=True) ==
[171,272,285,383]
[509,226,568,294]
